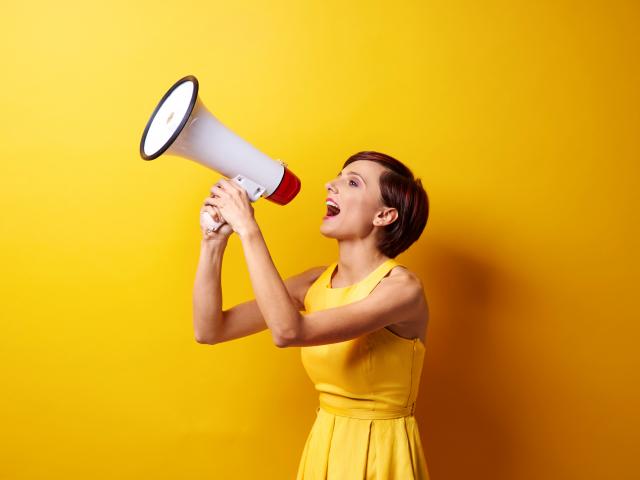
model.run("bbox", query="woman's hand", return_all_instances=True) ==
[200,196,233,244]
[205,178,258,237]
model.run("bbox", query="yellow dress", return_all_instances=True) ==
[296,258,430,479]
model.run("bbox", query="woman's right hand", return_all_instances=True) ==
[200,194,234,243]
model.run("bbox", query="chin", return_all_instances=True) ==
[319,223,335,238]
[320,218,344,238]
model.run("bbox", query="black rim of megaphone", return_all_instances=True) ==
[139,75,199,160]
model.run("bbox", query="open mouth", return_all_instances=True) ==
[325,199,340,217]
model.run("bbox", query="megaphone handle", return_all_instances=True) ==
[200,175,262,234]
[200,210,226,233]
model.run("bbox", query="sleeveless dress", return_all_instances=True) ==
[296,258,430,479]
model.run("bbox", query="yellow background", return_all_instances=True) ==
[1,1,638,478]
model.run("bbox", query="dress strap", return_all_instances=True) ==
[316,262,338,288]
[348,258,403,302]
[302,263,337,312]
[303,259,404,310]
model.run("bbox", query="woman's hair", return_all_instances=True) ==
[343,151,429,258]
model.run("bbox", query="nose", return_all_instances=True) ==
[325,180,337,193]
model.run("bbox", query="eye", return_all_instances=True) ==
[336,171,358,187]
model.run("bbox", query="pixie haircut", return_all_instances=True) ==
[343,151,429,258]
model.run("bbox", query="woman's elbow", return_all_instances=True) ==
[272,328,298,348]
[272,335,289,348]
[193,321,219,345]
[272,314,304,348]
[195,332,217,344]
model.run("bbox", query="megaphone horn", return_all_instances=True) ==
[139,75,301,232]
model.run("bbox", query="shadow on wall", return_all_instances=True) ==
[406,239,531,480]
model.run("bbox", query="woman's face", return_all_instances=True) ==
[320,160,397,240]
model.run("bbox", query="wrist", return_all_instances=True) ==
[201,238,227,255]
[236,220,260,240]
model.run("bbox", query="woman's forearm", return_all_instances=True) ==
[237,224,301,343]
[192,239,226,343]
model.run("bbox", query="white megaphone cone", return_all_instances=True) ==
[139,75,301,233]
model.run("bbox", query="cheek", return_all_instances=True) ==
[344,199,375,222]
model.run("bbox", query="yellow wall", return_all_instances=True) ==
[1,1,637,478]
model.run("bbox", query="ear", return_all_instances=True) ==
[373,207,398,227]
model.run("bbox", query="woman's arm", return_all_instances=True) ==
[238,224,426,347]
[195,177,327,345]
[192,239,227,343]
[195,265,326,345]
[237,225,309,346]
[193,188,235,344]
[206,178,308,345]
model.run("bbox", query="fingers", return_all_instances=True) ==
[210,181,232,197]
[204,196,228,212]
[229,179,248,196]
[201,199,222,218]
[216,178,245,196]
[218,178,239,191]
[208,180,247,208]
[203,205,222,223]
[203,178,246,222]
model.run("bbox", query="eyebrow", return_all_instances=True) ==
[338,170,367,185]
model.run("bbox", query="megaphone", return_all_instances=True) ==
[139,75,301,233]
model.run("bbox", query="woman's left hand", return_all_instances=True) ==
[205,178,257,236]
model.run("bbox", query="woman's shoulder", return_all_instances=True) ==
[381,264,429,338]
[386,263,423,289]
[382,263,428,309]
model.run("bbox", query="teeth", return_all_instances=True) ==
[326,200,339,209]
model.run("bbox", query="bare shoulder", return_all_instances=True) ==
[284,265,328,310]
[376,266,425,305]
[382,265,425,296]
[377,264,429,341]
[387,264,422,284]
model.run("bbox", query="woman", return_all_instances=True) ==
[193,150,430,479]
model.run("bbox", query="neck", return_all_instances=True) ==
[333,237,390,286]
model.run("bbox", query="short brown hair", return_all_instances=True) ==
[343,151,429,258]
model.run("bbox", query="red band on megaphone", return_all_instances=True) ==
[267,167,301,205]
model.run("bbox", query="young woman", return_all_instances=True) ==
[193,150,430,479]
